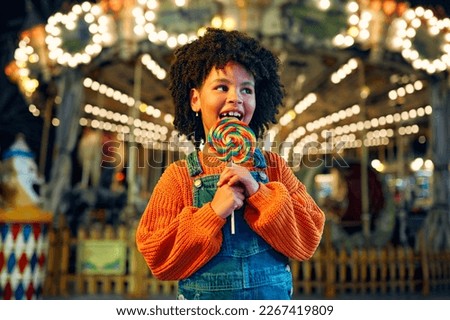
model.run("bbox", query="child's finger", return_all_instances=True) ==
[217,167,234,186]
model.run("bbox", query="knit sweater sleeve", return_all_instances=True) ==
[135,161,225,280]
[245,152,325,261]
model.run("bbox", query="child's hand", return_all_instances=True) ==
[211,184,245,219]
[217,163,260,197]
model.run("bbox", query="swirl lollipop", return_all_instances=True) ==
[207,117,256,164]
[207,117,256,234]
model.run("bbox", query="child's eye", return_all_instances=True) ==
[242,87,253,94]
[216,85,228,92]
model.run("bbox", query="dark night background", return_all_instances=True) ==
[0,1,94,159]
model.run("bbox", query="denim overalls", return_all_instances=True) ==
[177,149,293,300]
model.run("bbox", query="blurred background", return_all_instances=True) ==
[0,0,449,300]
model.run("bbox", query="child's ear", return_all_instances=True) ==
[190,88,200,113]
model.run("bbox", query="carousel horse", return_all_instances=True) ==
[77,128,103,189]
[63,130,127,232]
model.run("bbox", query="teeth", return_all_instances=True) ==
[220,111,242,119]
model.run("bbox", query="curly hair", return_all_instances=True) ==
[169,28,284,149]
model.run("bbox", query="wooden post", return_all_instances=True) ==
[43,225,57,296]
[359,249,368,293]
[127,221,147,298]
[290,260,300,294]
[60,226,71,296]
[337,249,347,294]
[323,222,336,297]
[397,247,406,293]
[379,248,388,294]
[303,260,312,295]
[368,248,377,293]
[313,249,323,295]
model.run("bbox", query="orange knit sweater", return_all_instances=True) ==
[136,151,325,280]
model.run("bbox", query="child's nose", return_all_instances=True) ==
[227,89,243,104]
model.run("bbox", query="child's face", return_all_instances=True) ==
[190,61,256,137]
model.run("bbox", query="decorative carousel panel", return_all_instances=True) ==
[0,219,50,299]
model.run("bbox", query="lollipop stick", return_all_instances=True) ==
[231,211,235,235]
[229,161,235,235]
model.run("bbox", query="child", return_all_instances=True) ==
[136,28,325,300]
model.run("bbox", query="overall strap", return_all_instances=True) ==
[253,148,267,169]
[186,151,203,177]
